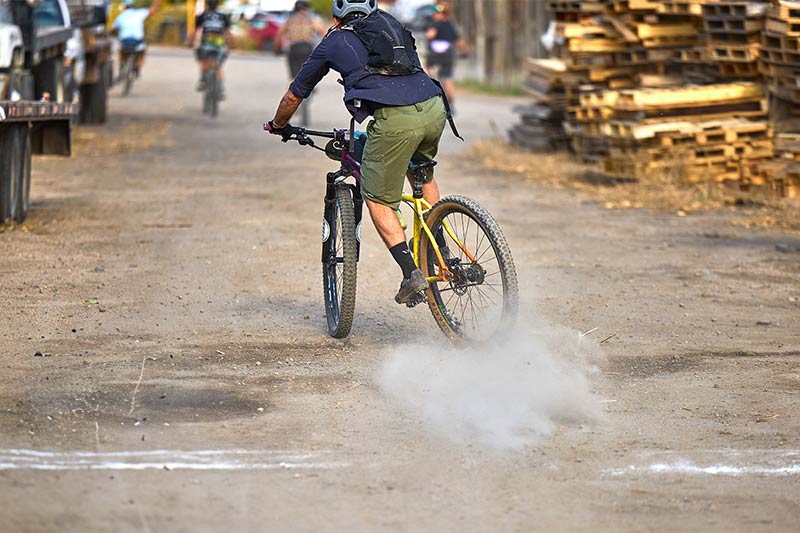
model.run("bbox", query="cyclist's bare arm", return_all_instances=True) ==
[270,89,303,128]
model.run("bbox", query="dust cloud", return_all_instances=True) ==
[376,325,604,450]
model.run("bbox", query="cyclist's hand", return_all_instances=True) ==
[266,120,301,141]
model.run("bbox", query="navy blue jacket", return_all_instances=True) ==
[289,26,441,123]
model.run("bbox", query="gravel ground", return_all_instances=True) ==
[0,47,798,532]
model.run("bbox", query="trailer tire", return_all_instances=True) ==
[0,124,27,223]
[13,124,32,223]
[0,127,13,222]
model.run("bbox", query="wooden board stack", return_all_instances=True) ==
[509,58,571,151]
[704,1,766,79]
[758,0,800,195]
[601,83,773,183]
[506,0,799,197]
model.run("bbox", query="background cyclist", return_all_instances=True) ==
[193,0,232,99]
[267,0,447,304]
[111,0,161,79]
[424,1,465,114]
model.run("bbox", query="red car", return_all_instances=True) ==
[248,11,288,51]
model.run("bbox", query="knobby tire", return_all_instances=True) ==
[322,185,358,338]
[419,195,519,344]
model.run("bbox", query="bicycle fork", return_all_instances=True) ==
[322,170,363,263]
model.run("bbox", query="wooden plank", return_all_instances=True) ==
[567,38,630,53]
[636,23,697,39]
[612,83,764,110]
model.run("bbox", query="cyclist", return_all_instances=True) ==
[193,0,232,98]
[267,0,450,304]
[111,0,160,79]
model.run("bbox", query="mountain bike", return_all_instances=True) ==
[264,121,518,343]
[119,39,146,96]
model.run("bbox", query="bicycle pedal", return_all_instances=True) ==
[405,291,427,308]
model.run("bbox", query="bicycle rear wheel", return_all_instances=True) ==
[202,69,214,115]
[419,195,518,344]
[122,56,135,96]
[322,185,358,338]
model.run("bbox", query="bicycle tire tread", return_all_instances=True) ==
[420,194,519,344]
[323,186,358,338]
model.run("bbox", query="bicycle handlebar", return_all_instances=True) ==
[263,121,336,146]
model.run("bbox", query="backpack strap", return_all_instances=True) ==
[430,78,463,141]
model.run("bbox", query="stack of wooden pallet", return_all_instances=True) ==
[762,0,800,102]
[601,83,773,182]
[507,0,797,196]
[509,58,571,151]
[703,1,766,79]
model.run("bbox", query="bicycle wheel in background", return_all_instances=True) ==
[209,70,219,118]
[419,194,519,344]
[322,185,358,338]
[202,68,215,115]
[122,56,135,96]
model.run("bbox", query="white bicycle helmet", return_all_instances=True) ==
[332,0,377,19]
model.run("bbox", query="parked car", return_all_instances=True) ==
[248,10,288,51]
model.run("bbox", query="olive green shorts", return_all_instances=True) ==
[361,95,447,210]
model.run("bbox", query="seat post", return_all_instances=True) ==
[412,173,425,199]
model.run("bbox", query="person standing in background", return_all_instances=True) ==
[424,1,464,114]
[276,0,326,125]
[277,1,327,79]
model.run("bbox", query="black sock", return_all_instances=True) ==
[389,242,417,278]
[435,228,447,248]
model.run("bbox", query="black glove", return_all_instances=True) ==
[266,120,300,141]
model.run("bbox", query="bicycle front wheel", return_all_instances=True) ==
[322,185,358,338]
[419,195,519,344]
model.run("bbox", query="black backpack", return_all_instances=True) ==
[343,10,422,77]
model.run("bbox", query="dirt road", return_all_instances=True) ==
[1,48,799,532]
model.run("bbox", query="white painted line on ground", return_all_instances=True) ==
[0,449,348,471]
[606,449,800,477]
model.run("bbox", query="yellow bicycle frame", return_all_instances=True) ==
[402,192,479,283]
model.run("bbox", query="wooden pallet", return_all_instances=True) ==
[602,156,741,183]
[674,47,708,63]
[768,1,800,21]
[709,42,760,62]
[702,1,768,19]
[705,17,764,35]
[706,30,762,44]
[718,61,760,78]
[603,117,770,141]
[766,16,800,36]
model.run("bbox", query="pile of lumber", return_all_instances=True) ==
[602,83,772,182]
[509,59,570,151]
[507,0,800,197]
